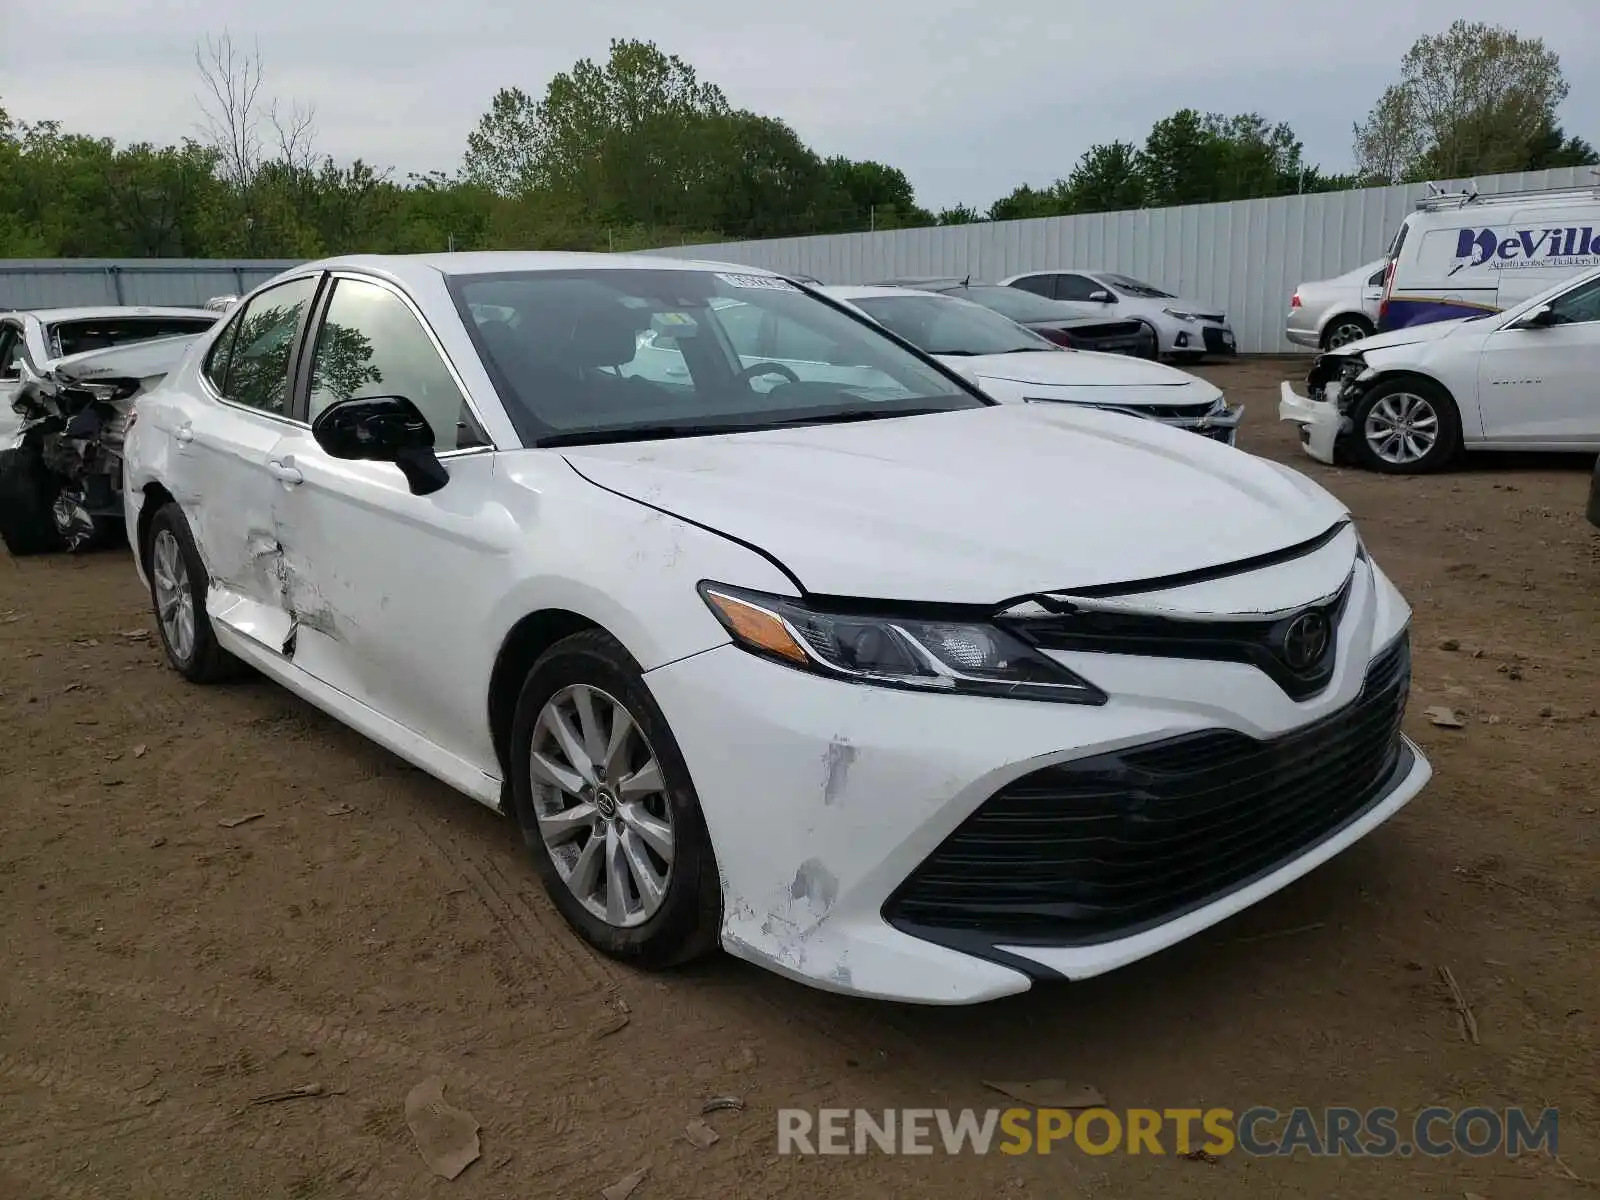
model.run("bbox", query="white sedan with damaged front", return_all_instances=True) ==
[123,252,1431,1005]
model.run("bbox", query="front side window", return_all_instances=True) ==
[308,278,487,452]
[950,285,1079,323]
[1544,276,1600,326]
[451,269,981,445]
[853,294,1055,355]
[1051,274,1103,302]
[48,317,217,360]
[214,277,320,415]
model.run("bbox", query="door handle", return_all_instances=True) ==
[266,459,303,485]
[174,425,194,444]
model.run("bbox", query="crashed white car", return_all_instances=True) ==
[1,307,218,554]
[823,285,1242,444]
[1279,262,1600,473]
[123,253,1429,1004]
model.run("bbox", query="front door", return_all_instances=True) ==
[1477,274,1600,445]
[266,272,509,771]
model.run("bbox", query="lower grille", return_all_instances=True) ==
[885,632,1411,948]
[1202,325,1236,354]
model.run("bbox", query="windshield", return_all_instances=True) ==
[851,293,1057,355]
[48,316,217,360]
[449,269,983,445]
[1098,273,1174,299]
[946,286,1081,323]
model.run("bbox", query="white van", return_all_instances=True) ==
[1378,182,1600,332]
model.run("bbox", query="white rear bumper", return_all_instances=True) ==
[1278,381,1345,465]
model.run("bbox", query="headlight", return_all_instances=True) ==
[698,583,1107,704]
[1162,307,1200,322]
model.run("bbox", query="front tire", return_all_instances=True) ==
[508,630,721,969]
[0,446,65,556]
[144,501,238,682]
[1348,377,1462,474]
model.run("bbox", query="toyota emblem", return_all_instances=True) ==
[1280,611,1330,671]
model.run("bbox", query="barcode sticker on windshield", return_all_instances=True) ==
[716,272,799,291]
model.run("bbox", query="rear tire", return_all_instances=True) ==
[1321,314,1374,350]
[0,446,65,556]
[508,629,722,969]
[143,501,239,683]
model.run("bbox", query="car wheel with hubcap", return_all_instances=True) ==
[1321,315,1373,350]
[145,501,239,682]
[1348,378,1461,474]
[509,629,721,968]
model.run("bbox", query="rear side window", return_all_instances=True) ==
[48,317,217,359]
[1367,267,1388,287]
[210,277,320,415]
[1387,218,1412,262]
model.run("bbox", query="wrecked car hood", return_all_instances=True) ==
[1341,318,1473,355]
[953,350,1224,409]
[560,403,1347,603]
[42,333,203,387]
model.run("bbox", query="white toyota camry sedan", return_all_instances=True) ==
[122,253,1431,1005]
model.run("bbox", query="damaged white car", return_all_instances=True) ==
[124,253,1430,1004]
[1279,263,1600,473]
[1,307,219,554]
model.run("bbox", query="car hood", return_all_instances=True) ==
[1342,317,1473,355]
[948,349,1211,390]
[559,404,1346,603]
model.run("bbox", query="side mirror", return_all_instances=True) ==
[311,395,449,496]
[1510,304,1559,330]
[1088,289,1115,303]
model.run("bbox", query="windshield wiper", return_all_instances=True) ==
[926,348,979,356]
[536,421,758,447]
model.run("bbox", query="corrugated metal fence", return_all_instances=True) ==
[639,166,1600,353]
[0,259,300,311]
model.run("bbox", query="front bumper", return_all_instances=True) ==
[1169,322,1236,356]
[646,558,1426,1004]
[1278,381,1345,465]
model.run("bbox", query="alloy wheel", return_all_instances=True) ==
[1326,321,1370,349]
[1363,391,1439,466]
[151,528,196,664]
[529,684,675,928]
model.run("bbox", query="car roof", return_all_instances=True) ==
[15,306,218,324]
[289,251,782,290]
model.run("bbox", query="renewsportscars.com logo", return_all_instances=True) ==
[776,1106,1560,1158]
[1448,225,1600,274]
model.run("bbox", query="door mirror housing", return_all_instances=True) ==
[311,395,449,496]
[1510,304,1560,330]
[1088,289,1115,303]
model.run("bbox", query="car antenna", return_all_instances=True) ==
[961,273,970,287]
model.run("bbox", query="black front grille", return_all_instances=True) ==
[1071,320,1145,339]
[1202,325,1236,354]
[885,632,1411,950]
[1006,574,1352,702]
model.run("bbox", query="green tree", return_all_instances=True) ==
[1354,21,1573,183]
[1063,141,1145,212]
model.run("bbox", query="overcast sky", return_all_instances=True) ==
[3,1,1596,212]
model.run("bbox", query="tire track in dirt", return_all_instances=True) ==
[399,811,626,1000]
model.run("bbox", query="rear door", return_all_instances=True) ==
[175,274,324,654]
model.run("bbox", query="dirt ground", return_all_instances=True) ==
[1,356,1596,1199]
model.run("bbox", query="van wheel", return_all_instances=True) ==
[1321,315,1374,350]
[1348,378,1462,474]
[0,447,65,556]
